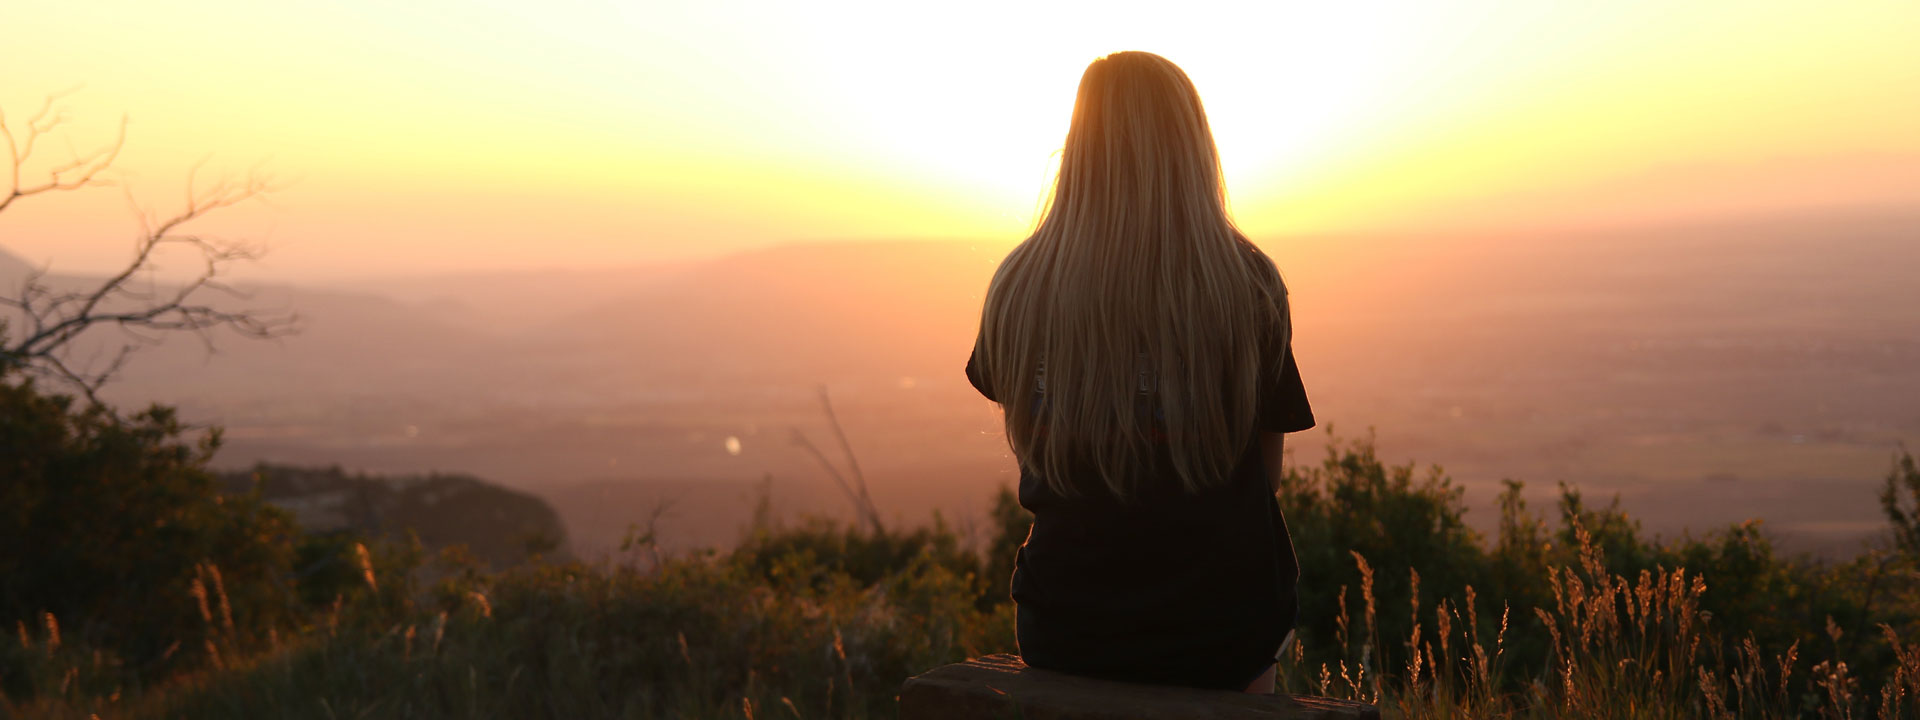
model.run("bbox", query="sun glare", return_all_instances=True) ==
[607,0,1454,236]
[2,0,1915,276]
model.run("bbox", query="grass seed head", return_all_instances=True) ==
[468,591,492,619]
[42,612,59,654]
[355,543,379,593]
[189,577,212,627]
[206,563,236,636]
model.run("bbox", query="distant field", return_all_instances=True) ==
[28,206,1913,560]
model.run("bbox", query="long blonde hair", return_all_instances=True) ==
[977,50,1288,500]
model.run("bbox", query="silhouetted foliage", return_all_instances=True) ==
[12,422,1920,718]
[0,367,299,697]
[1276,431,1489,675]
[732,514,981,593]
[1880,448,1920,557]
[1273,429,1915,707]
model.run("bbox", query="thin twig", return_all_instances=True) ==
[816,386,881,533]
[792,429,873,531]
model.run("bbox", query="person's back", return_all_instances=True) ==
[965,51,1315,694]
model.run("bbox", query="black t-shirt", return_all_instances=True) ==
[965,310,1314,690]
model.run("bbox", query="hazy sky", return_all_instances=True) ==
[0,0,1915,280]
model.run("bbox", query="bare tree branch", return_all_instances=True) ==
[0,92,301,408]
[0,108,124,215]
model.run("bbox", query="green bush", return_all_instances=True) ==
[1273,431,1920,716]
[732,514,982,594]
[0,370,300,699]
[1276,431,1492,678]
[110,532,1012,720]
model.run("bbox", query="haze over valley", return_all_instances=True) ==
[10,205,1915,561]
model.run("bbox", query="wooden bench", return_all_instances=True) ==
[900,654,1379,720]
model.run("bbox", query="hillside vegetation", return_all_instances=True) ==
[7,365,1920,718]
[217,464,570,568]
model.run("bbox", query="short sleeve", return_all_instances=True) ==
[1256,315,1315,434]
[965,338,996,402]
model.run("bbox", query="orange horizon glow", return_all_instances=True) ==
[0,0,1915,281]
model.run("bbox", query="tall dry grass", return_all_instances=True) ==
[5,521,1014,720]
[1277,519,1920,719]
[13,440,1920,718]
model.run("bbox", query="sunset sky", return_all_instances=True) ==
[0,0,1915,280]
